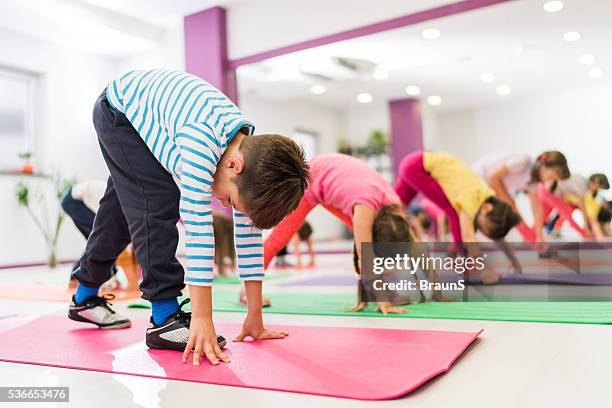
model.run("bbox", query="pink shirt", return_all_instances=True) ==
[305,153,400,217]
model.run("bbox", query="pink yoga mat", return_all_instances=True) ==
[0,316,482,400]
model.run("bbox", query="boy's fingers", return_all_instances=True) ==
[233,331,247,342]
[204,343,219,365]
[258,331,286,340]
[182,338,195,363]
[214,345,231,363]
[193,342,203,366]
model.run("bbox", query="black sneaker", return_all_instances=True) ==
[145,299,226,351]
[68,294,131,329]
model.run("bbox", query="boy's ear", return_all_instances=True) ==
[482,202,494,213]
[226,155,245,174]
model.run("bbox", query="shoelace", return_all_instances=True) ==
[175,298,192,325]
[86,294,117,314]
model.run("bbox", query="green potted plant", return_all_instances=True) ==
[15,173,75,268]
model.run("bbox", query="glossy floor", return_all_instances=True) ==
[0,252,610,408]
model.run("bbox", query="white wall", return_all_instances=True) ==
[429,82,612,179]
[239,94,347,240]
[116,26,185,73]
[0,27,119,265]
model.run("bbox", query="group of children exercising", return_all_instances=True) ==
[64,69,610,366]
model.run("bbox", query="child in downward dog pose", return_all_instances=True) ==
[584,174,610,238]
[538,174,592,239]
[68,69,310,366]
[395,151,521,283]
[263,153,450,314]
[472,151,570,243]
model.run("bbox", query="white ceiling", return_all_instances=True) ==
[0,0,241,56]
[237,0,612,112]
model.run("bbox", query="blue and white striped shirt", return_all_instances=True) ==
[106,69,264,286]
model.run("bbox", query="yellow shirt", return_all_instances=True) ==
[423,151,494,219]
[584,192,602,221]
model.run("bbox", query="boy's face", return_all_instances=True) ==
[212,153,247,214]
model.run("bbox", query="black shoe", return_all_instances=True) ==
[145,299,226,351]
[68,294,131,329]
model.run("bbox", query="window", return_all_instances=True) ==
[0,69,35,169]
[293,129,318,161]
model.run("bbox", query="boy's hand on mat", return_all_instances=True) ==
[376,302,407,315]
[234,313,288,342]
[183,316,230,366]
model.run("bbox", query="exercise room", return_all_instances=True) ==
[0,0,611,406]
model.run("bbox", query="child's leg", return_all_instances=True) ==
[61,189,96,239]
[82,92,185,322]
[264,196,316,269]
[516,223,536,242]
[394,152,421,205]
[74,177,131,301]
[397,152,464,249]
[539,186,587,237]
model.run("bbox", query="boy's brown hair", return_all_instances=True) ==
[477,196,521,240]
[235,134,310,229]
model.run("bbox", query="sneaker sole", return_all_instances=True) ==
[68,310,131,330]
[146,335,227,351]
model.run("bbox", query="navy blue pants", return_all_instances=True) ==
[61,189,95,239]
[74,91,185,301]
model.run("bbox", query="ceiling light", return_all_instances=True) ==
[421,28,441,40]
[543,1,564,12]
[405,85,421,96]
[563,31,580,42]
[357,93,373,103]
[427,95,442,106]
[480,73,495,83]
[579,54,595,65]
[496,85,512,96]
[310,84,327,95]
[589,68,603,78]
[372,68,389,80]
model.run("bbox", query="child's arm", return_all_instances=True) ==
[263,196,315,269]
[353,204,406,315]
[175,124,229,365]
[459,210,499,283]
[352,204,376,271]
[496,239,522,273]
[184,286,229,366]
[528,189,546,242]
[233,210,287,341]
[291,233,302,268]
[306,238,315,266]
[488,165,517,210]
[234,280,288,341]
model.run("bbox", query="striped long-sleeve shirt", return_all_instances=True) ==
[105,69,264,286]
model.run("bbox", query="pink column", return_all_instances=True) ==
[389,98,424,177]
[184,7,235,216]
[184,7,237,102]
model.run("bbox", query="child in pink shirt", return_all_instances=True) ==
[264,153,411,315]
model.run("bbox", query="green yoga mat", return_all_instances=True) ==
[128,290,612,324]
